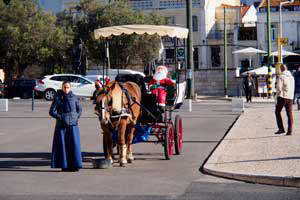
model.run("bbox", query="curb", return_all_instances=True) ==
[202,166,300,188]
[196,97,275,104]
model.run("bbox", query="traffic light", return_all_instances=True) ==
[3,0,10,5]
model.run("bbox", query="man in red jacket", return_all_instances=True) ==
[149,65,175,107]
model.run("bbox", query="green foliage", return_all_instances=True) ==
[59,0,166,69]
[0,0,73,77]
[0,0,167,78]
[3,0,10,5]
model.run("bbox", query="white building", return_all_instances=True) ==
[257,0,300,69]
[128,0,241,71]
[39,0,80,13]
[128,0,261,95]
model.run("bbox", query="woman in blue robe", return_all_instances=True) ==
[49,81,83,172]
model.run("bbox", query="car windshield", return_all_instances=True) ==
[85,76,97,82]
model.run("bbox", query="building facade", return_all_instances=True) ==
[258,0,300,70]
[129,0,260,96]
[39,0,81,13]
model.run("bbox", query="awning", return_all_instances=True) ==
[94,24,189,39]
[232,47,267,55]
[241,66,276,76]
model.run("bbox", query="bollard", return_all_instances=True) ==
[32,90,35,111]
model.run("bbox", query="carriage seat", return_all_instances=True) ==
[115,74,147,94]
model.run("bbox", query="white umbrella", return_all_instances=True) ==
[233,47,267,55]
[241,66,275,76]
[233,47,267,68]
[271,49,300,57]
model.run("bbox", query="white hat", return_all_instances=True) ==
[156,65,168,75]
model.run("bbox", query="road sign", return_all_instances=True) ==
[177,47,185,59]
[277,37,289,46]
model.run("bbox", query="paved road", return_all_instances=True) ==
[0,101,299,200]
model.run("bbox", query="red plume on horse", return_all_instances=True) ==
[95,80,142,167]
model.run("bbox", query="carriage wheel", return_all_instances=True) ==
[164,122,174,160]
[174,115,183,155]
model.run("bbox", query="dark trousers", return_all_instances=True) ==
[245,88,252,102]
[275,97,293,132]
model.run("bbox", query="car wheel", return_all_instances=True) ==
[21,92,30,99]
[44,89,56,101]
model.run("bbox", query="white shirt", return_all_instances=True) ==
[276,71,295,100]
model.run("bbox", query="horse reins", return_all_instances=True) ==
[96,81,158,126]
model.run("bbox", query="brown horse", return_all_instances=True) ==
[95,81,142,167]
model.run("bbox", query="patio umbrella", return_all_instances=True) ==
[271,49,300,57]
[233,47,267,68]
[241,66,275,76]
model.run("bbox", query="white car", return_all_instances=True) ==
[84,75,108,84]
[86,69,145,81]
[35,74,95,101]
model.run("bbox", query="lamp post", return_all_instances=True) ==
[186,0,194,112]
[223,7,228,98]
[267,0,273,98]
[278,0,294,64]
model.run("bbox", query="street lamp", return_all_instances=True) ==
[278,0,294,64]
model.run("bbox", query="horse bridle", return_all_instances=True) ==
[96,82,137,126]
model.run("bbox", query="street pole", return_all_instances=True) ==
[267,0,273,98]
[278,1,293,65]
[105,41,110,78]
[279,2,283,64]
[186,0,194,112]
[223,7,228,98]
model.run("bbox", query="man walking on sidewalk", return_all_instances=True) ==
[275,64,295,135]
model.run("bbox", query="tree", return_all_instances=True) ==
[0,0,73,78]
[59,0,166,69]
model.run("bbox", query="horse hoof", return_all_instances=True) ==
[127,158,134,163]
[119,158,127,164]
[120,162,126,167]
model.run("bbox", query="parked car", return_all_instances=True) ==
[6,79,37,99]
[84,75,107,84]
[0,81,7,98]
[35,74,95,101]
[86,69,145,81]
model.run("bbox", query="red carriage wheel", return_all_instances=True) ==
[164,121,174,160]
[174,115,183,155]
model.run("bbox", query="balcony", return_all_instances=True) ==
[207,31,223,40]
[207,31,234,44]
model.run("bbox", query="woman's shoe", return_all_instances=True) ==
[70,168,79,172]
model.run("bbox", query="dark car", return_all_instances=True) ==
[0,81,7,98]
[7,79,37,99]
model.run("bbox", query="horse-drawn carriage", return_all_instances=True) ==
[93,25,187,167]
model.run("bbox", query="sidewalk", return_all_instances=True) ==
[196,95,275,103]
[202,104,300,187]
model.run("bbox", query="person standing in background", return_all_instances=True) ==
[293,67,300,105]
[243,73,255,103]
[275,64,295,136]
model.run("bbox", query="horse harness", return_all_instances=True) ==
[97,82,138,128]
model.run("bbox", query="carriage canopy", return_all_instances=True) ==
[94,24,189,39]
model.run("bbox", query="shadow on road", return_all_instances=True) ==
[0,152,104,170]
[223,135,280,141]
[183,140,219,143]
